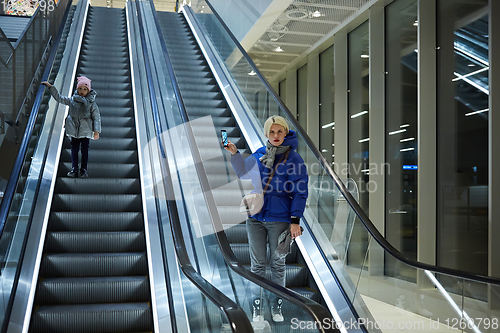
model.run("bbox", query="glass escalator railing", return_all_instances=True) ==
[137,0,336,331]
[182,1,500,332]
[0,0,75,329]
[130,1,254,331]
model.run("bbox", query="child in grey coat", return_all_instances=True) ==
[42,76,101,178]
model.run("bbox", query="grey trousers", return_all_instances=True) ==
[246,217,290,302]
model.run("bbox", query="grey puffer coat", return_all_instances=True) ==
[48,86,101,139]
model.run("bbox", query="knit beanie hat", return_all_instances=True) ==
[77,76,91,90]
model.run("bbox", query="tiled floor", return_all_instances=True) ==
[362,296,461,333]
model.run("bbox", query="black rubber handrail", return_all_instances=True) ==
[134,2,253,332]
[200,0,500,286]
[149,2,339,332]
[0,0,73,244]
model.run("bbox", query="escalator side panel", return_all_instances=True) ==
[29,7,153,332]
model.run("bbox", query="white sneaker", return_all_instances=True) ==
[252,298,264,322]
[271,298,284,322]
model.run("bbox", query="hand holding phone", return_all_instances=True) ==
[221,130,228,147]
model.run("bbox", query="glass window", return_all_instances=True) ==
[384,0,418,282]
[279,79,287,118]
[297,64,308,158]
[347,21,369,268]
[437,0,489,276]
[319,46,335,165]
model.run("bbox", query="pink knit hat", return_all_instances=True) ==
[77,76,91,90]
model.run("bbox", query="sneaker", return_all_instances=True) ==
[271,298,284,322]
[79,169,88,178]
[252,298,264,322]
[67,168,78,178]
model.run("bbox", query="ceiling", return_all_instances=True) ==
[246,0,372,80]
[88,0,371,80]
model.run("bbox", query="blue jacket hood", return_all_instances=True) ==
[280,129,298,151]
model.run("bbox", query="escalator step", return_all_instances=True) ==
[60,149,138,163]
[49,212,144,232]
[59,162,139,178]
[30,303,152,333]
[37,276,150,304]
[46,231,145,253]
[56,178,140,194]
[40,252,148,277]
[52,194,142,212]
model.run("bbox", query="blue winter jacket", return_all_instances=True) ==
[231,130,308,223]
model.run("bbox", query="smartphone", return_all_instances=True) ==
[221,130,228,147]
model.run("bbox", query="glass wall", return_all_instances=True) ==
[297,64,308,158]
[437,0,489,276]
[384,0,418,282]
[319,46,335,166]
[347,21,369,268]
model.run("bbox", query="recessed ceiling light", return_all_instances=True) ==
[312,11,321,18]
[274,46,284,52]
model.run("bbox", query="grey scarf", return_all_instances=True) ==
[259,141,290,168]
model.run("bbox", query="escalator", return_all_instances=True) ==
[157,11,321,324]
[29,6,153,332]
[151,3,500,333]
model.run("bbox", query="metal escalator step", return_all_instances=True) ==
[60,149,137,163]
[183,106,231,117]
[82,39,127,47]
[56,178,140,194]
[60,163,139,178]
[52,194,141,212]
[40,252,148,277]
[46,231,145,253]
[37,276,150,304]
[94,90,133,100]
[101,116,134,127]
[81,137,137,150]
[184,98,226,108]
[78,67,130,77]
[49,212,144,232]
[169,53,204,61]
[80,60,128,70]
[173,70,212,78]
[181,90,222,100]
[90,82,131,91]
[96,106,133,117]
[80,49,128,59]
[30,303,152,333]
[176,76,215,87]
[96,126,136,138]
